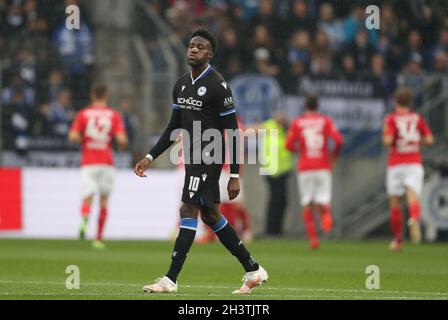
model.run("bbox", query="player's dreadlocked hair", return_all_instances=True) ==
[191,29,217,53]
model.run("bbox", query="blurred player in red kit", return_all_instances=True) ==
[69,84,128,249]
[285,95,343,249]
[383,87,434,251]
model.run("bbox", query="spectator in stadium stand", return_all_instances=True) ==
[250,0,282,44]
[4,90,31,152]
[23,0,48,35]
[311,29,334,61]
[343,5,378,46]
[343,29,376,72]
[309,53,333,77]
[252,47,280,77]
[431,28,448,58]
[3,0,26,37]
[432,50,448,73]
[370,53,396,99]
[52,5,94,108]
[31,103,53,137]
[230,0,259,20]
[2,74,35,107]
[12,47,37,86]
[48,89,75,137]
[46,69,65,104]
[317,2,344,50]
[284,0,315,39]
[283,30,310,93]
[379,3,400,43]
[403,30,429,70]
[214,27,247,80]
[396,53,426,106]
[410,3,440,47]
[340,54,357,79]
[376,32,391,57]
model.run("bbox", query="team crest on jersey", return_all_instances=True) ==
[197,86,207,96]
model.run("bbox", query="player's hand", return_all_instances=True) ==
[134,158,151,178]
[227,178,240,201]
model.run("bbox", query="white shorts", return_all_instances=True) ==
[386,164,424,197]
[219,171,245,203]
[297,170,332,206]
[81,165,115,198]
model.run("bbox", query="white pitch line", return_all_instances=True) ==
[1,279,447,298]
[0,292,446,300]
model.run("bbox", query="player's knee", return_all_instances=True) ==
[179,204,199,219]
[201,214,220,227]
[200,207,221,226]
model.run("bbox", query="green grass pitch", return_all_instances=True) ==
[0,239,447,300]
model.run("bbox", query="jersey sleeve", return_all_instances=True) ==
[285,121,298,152]
[418,115,432,137]
[113,111,126,135]
[70,111,85,133]
[327,117,343,156]
[215,81,236,117]
[383,114,396,137]
[217,81,239,175]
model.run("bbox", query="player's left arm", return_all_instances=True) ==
[285,122,298,152]
[217,82,240,201]
[419,115,434,146]
[114,112,129,151]
[382,115,394,147]
[328,118,344,158]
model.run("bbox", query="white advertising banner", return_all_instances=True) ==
[0,168,181,240]
[284,95,385,131]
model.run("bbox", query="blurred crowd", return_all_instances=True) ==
[147,0,448,96]
[0,0,94,151]
[2,0,448,153]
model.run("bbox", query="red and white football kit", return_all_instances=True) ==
[285,112,343,206]
[70,105,125,198]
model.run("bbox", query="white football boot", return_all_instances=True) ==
[143,276,177,293]
[232,266,268,294]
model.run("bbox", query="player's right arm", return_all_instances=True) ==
[382,115,394,147]
[419,115,434,146]
[112,112,129,151]
[68,111,84,144]
[328,118,343,159]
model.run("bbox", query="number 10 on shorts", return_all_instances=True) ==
[188,176,200,192]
